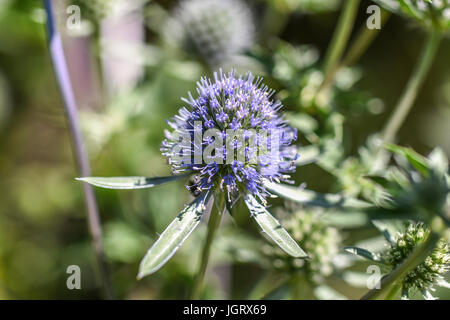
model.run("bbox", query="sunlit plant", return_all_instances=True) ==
[78,70,310,297]
[347,221,450,299]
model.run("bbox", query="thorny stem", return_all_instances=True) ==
[382,29,441,143]
[43,0,113,299]
[190,193,225,299]
[361,231,440,300]
[322,0,360,81]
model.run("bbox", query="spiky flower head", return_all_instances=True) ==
[376,0,450,31]
[262,210,341,283]
[163,0,254,66]
[383,222,450,299]
[161,70,298,204]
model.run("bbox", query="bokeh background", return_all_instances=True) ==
[0,0,449,299]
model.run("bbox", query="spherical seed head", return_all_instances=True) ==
[163,0,254,66]
[161,70,298,203]
[384,222,450,296]
[262,210,341,283]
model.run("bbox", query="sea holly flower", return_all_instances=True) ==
[163,0,254,66]
[78,70,308,279]
[375,0,450,32]
[346,221,450,299]
[161,70,299,204]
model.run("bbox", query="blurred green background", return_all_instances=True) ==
[0,0,449,299]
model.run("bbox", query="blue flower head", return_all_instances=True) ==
[161,70,298,204]
[78,70,308,278]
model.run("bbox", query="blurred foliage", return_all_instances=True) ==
[0,0,449,299]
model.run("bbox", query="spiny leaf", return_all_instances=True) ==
[264,180,372,209]
[244,194,308,258]
[76,174,188,190]
[344,246,382,263]
[372,219,404,245]
[385,144,430,177]
[137,192,210,279]
[296,145,320,166]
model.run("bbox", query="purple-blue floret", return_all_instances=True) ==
[161,70,298,203]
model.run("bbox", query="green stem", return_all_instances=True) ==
[382,29,441,143]
[322,0,360,78]
[341,9,391,68]
[319,9,391,94]
[190,193,224,299]
[361,231,440,300]
[260,4,290,42]
[384,284,401,300]
[291,272,309,300]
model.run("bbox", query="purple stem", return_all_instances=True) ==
[43,0,113,299]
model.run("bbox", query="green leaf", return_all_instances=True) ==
[137,192,210,279]
[344,246,382,263]
[385,144,430,176]
[76,174,188,189]
[296,145,320,166]
[372,219,404,245]
[244,194,308,258]
[264,180,372,209]
[363,175,391,189]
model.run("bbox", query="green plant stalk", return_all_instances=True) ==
[319,9,391,94]
[247,272,288,299]
[384,284,401,300]
[291,272,309,299]
[190,193,224,299]
[382,29,441,143]
[361,231,440,300]
[260,3,290,42]
[322,0,360,78]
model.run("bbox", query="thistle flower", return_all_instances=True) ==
[383,223,450,299]
[262,209,341,284]
[162,69,298,204]
[163,0,254,66]
[375,0,450,31]
[78,70,307,280]
[347,221,450,300]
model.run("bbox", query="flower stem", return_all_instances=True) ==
[381,29,441,143]
[190,193,224,299]
[43,0,113,299]
[319,9,391,94]
[384,284,401,300]
[361,231,440,300]
[322,0,360,79]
